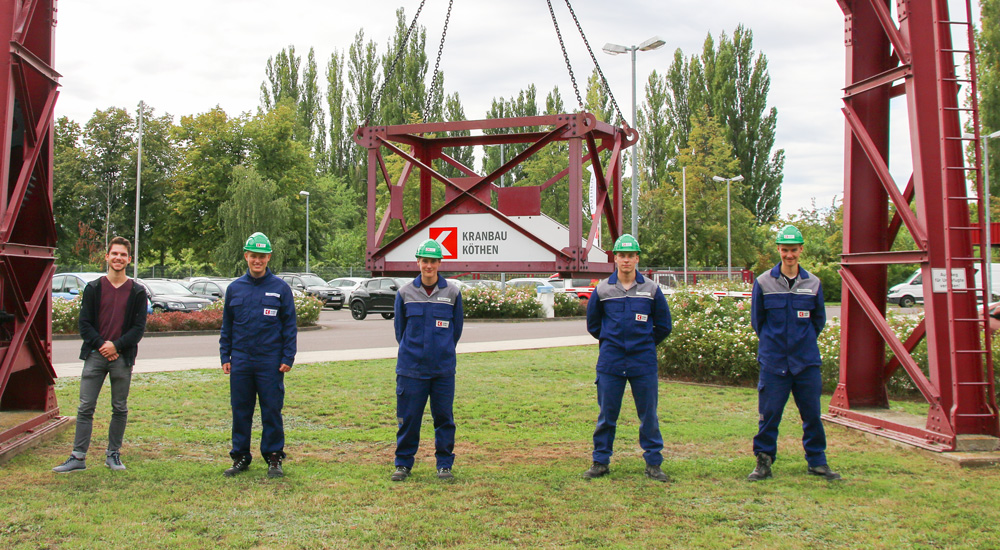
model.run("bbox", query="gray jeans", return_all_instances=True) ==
[70,351,133,458]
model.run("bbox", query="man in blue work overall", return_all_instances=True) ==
[748,225,841,481]
[220,232,297,478]
[583,234,673,482]
[391,239,464,482]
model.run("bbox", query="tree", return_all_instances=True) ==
[300,47,327,165]
[709,26,784,224]
[438,91,474,178]
[482,85,539,184]
[214,165,290,276]
[82,107,134,249]
[347,29,381,191]
[379,8,428,126]
[53,116,101,264]
[638,70,672,191]
[639,107,758,268]
[326,49,350,177]
[128,103,180,268]
[170,107,251,262]
[977,0,1000,198]
[260,46,300,112]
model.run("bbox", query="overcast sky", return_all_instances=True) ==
[54,0,979,216]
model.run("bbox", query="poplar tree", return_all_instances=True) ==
[977,0,1000,198]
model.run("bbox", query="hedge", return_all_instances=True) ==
[657,283,945,397]
[52,293,323,334]
[461,286,542,319]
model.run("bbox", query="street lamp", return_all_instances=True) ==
[603,35,666,238]
[299,190,310,273]
[713,174,744,280]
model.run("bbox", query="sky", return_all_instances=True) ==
[53,0,979,217]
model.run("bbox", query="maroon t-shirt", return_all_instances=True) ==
[98,277,133,343]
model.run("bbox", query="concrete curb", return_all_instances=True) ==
[52,324,324,341]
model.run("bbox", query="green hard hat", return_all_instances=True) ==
[775,225,804,245]
[415,238,443,259]
[612,234,641,254]
[243,232,273,254]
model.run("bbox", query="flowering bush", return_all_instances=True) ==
[294,294,323,326]
[52,297,82,334]
[554,291,586,317]
[145,309,223,332]
[657,282,939,397]
[462,286,542,319]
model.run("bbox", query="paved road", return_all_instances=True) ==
[52,309,594,374]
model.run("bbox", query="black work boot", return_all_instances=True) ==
[224,455,251,477]
[807,464,842,481]
[266,454,284,478]
[391,466,411,482]
[644,464,671,483]
[582,461,610,479]
[747,453,772,481]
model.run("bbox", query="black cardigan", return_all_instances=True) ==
[78,277,148,367]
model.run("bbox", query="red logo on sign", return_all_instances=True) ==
[429,227,458,259]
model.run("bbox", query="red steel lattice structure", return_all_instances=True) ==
[827,0,1000,450]
[355,113,633,276]
[0,0,67,458]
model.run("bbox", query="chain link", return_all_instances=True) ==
[364,0,428,127]
[546,0,583,109]
[562,0,626,125]
[423,0,454,121]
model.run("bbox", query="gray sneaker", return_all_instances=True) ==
[52,455,86,473]
[105,452,126,471]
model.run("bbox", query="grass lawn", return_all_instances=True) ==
[2,345,1000,549]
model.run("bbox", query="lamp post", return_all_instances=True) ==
[712,174,744,280]
[133,100,143,278]
[299,190,310,273]
[602,36,666,238]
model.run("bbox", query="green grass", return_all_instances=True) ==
[3,346,1000,549]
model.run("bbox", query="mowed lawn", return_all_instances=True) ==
[2,346,1000,549]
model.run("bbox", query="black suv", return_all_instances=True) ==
[136,278,214,313]
[277,273,344,310]
[349,277,411,320]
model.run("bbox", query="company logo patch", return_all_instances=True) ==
[436,320,450,328]
[263,308,278,317]
[635,313,648,322]
[797,311,810,318]
[429,227,458,259]
[265,292,281,298]
[256,243,266,248]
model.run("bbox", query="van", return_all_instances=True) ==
[887,263,1000,307]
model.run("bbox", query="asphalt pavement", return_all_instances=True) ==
[52,308,595,377]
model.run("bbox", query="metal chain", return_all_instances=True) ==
[423,0,454,121]
[562,0,626,125]
[546,0,583,109]
[364,0,428,127]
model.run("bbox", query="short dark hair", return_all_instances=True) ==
[108,236,132,256]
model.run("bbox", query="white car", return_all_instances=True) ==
[327,277,368,302]
[505,278,557,291]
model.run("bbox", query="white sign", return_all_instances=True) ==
[930,268,968,293]
[384,213,607,263]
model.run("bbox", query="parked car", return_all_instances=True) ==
[136,278,213,313]
[349,277,410,320]
[326,277,368,302]
[277,273,345,310]
[51,272,106,300]
[183,277,235,302]
[549,277,599,300]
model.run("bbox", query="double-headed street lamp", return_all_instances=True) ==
[712,174,744,280]
[299,190,310,273]
[603,35,666,238]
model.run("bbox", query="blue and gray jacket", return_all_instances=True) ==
[394,276,464,378]
[751,263,826,375]
[220,268,297,366]
[587,271,672,377]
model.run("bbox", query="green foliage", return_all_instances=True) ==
[553,292,586,317]
[294,294,324,326]
[658,285,939,397]
[52,297,83,334]
[461,286,542,319]
[977,0,1000,198]
[214,165,291,277]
